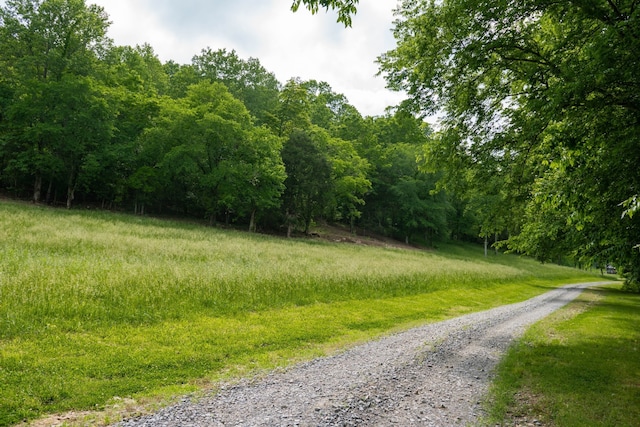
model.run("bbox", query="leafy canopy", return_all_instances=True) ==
[378,0,640,286]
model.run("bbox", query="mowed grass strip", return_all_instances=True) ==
[486,284,640,427]
[0,201,601,425]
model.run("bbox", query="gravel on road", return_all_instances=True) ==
[116,282,607,427]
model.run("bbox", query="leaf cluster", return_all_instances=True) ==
[291,0,359,26]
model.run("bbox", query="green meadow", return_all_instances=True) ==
[0,201,602,426]
[486,284,640,427]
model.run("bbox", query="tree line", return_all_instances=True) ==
[0,0,474,246]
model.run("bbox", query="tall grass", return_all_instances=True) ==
[0,201,583,340]
[0,201,602,425]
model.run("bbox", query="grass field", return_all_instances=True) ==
[486,284,640,427]
[0,201,604,426]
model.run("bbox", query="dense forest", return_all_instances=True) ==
[1,0,639,288]
[0,0,463,245]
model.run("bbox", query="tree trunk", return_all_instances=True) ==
[484,236,488,257]
[209,202,218,226]
[45,179,53,204]
[303,209,312,234]
[286,211,295,238]
[249,208,257,233]
[66,169,77,209]
[33,174,42,203]
[66,185,75,209]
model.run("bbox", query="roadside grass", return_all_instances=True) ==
[0,201,603,426]
[486,284,640,427]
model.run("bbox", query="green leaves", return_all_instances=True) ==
[621,195,639,220]
[382,0,640,283]
[0,0,112,205]
[0,0,110,81]
[191,48,280,126]
[290,0,359,27]
[135,82,286,227]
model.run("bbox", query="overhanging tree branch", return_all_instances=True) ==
[290,0,359,26]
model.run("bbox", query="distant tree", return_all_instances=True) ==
[104,44,169,96]
[355,110,450,244]
[269,78,312,138]
[281,129,332,236]
[138,81,285,227]
[169,81,253,222]
[303,80,353,131]
[129,94,198,215]
[0,0,112,206]
[308,126,371,231]
[331,102,366,142]
[85,44,165,209]
[163,61,201,99]
[236,126,286,232]
[192,48,280,126]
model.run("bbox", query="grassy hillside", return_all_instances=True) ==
[0,201,603,426]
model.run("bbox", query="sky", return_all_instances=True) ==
[13,0,406,117]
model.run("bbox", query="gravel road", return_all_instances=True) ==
[117,282,605,427]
